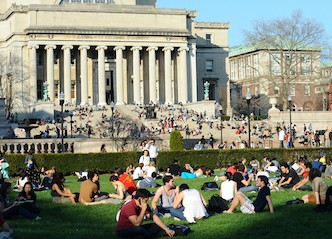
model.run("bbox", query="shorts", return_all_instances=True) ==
[52,196,71,204]
[308,192,325,204]
[240,199,255,214]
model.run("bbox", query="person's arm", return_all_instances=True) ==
[241,173,253,186]
[52,184,72,197]
[200,193,207,206]
[292,178,309,191]
[173,192,184,208]
[219,183,223,198]
[264,162,271,170]
[152,214,175,238]
[128,199,147,226]
[297,167,305,176]
[266,195,274,213]
[109,184,125,200]
[279,177,292,187]
[151,188,162,211]
[278,176,285,187]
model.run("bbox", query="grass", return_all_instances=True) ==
[7,174,332,239]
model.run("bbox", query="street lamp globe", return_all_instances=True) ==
[246,92,252,148]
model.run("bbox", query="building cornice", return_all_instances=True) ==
[24,26,190,37]
[195,22,230,29]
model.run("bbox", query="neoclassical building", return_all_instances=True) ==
[0,0,229,114]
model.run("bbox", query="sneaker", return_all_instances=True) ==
[163,213,171,218]
[35,216,42,221]
[174,217,181,221]
[214,176,219,182]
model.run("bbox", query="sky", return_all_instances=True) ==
[157,0,332,47]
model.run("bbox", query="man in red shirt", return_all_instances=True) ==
[116,189,175,238]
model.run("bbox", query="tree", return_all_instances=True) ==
[169,130,183,151]
[244,10,328,111]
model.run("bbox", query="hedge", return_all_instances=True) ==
[5,147,330,176]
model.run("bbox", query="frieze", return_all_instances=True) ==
[195,22,230,29]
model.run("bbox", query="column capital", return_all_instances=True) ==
[131,46,142,51]
[178,46,189,52]
[96,45,107,51]
[147,46,158,52]
[61,45,73,50]
[78,45,90,50]
[45,45,56,50]
[162,47,174,52]
[114,46,126,51]
[189,43,197,50]
[28,44,39,49]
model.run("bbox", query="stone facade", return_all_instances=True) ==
[0,0,229,117]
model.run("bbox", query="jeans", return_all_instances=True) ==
[157,206,185,220]
[298,185,312,191]
[116,223,164,239]
[239,185,258,193]
[3,205,37,220]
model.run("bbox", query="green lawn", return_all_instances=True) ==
[7,175,332,239]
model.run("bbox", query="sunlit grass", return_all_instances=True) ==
[8,174,332,239]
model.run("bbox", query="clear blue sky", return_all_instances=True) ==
[157,0,332,47]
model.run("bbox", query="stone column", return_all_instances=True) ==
[114,46,125,105]
[61,45,73,103]
[78,45,90,105]
[163,47,174,105]
[131,46,142,104]
[45,45,56,101]
[29,44,39,103]
[178,47,189,104]
[96,45,107,106]
[147,47,158,104]
[189,43,197,102]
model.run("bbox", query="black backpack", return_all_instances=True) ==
[208,194,229,213]
[201,182,219,191]
[168,224,191,236]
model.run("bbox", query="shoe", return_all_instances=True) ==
[163,213,171,218]
[214,176,219,182]
[35,216,42,221]
[174,217,181,221]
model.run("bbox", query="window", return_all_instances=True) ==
[301,54,311,75]
[315,87,322,93]
[230,61,235,80]
[206,60,213,72]
[274,85,279,95]
[246,56,252,78]
[304,84,310,96]
[289,85,295,96]
[285,53,296,75]
[253,54,259,77]
[271,53,281,76]
[206,34,212,45]
[239,58,244,79]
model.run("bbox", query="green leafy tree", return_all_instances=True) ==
[169,130,183,151]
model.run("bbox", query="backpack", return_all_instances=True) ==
[201,182,219,191]
[208,194,229,213]
[168,224,191,236]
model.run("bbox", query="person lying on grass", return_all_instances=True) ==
[224,175,274,214]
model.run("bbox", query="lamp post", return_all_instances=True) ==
[59,92,65,153]
[69,111,73,138]
[110,101,115,138]
[288,95,293,148]
[219,105,223,146]
[246,92,252,148]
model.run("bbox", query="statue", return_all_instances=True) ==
[204,81,210,100]
[43,81,49,101]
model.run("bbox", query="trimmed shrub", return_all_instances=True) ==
[169,130,183,151]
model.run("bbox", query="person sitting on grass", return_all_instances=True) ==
[173,183,209,223]
[16,182,41,215]
[0,181,41,220]
[79,172,108,205]
[325,160,332,179]
[114,167,137,195]
[51,173,76,204]
[278,162,300,189]
[224,175,274,214]
[233,163,258,193]
[220,172,237,202]
[133,163,145,180]
[137,172,158,189]
[107,175,130,204]
[152,175,185,220]
[116,188,175,239]
[181,164,214,179]
[302,168,328,204]
[14,168,28,192]
[40,166,56,190]
[292,161,312,191]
